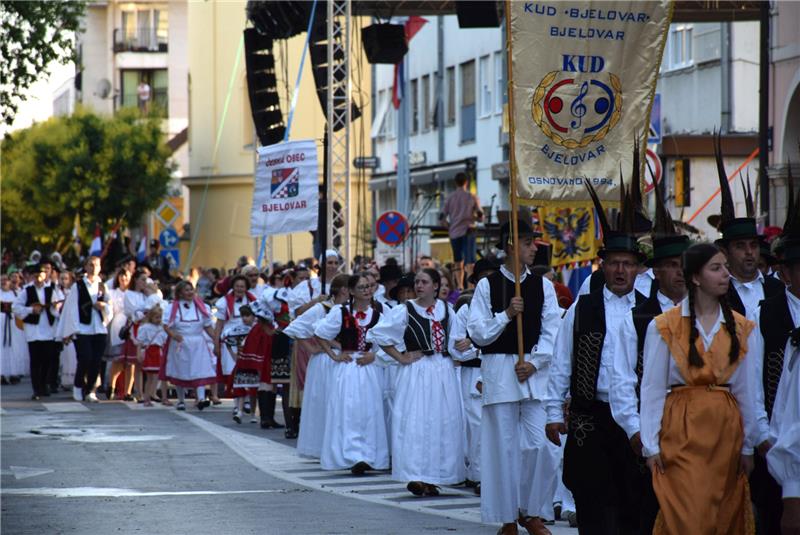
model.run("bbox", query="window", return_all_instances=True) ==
[372,89,391,139]
[120,69,168,117]
[117,8,168,52]
[422,75,431,131]
[446,66,455,125]
[666,24,693,70]
[479,55,492,117]
[494,51,504,114]
[410,78,419,134]
[460,60,475,143]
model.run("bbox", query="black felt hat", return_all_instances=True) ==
[495,219,541,250]
[389,273,415,301]
[379,264,403,284]
[646,159,690,267]
[468,257,501,285]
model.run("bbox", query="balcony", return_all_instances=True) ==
[113,28,168,53]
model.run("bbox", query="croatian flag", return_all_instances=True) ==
[136,233,147,263]
[392,16,428,109]
[89,224,103,257]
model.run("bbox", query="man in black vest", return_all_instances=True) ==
[749,234,800,535]
[12,263,62,400]
[609,221,690,533]
[546,217,645,534]
[467,219,561,535]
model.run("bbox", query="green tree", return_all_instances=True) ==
[1,107,176,252]
[1,1,85,125]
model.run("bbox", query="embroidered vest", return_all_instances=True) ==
[759,292,793,419]
[475,271,543,355]
[403,301,450,355]
[654,306,753,386]
[336,302,383,351]
[24,285,54,325]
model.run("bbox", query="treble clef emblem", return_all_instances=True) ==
[570,81,589,129]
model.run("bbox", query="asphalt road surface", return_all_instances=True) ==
[1,380,577,534]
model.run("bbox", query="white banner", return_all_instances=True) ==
[250,140,319,237]
[509,1,672,207]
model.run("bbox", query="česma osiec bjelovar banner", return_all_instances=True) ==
[509,1,672,206]
[250,139,319,237]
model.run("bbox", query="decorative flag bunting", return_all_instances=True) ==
[89,224,102,257]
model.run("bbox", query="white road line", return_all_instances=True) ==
[43,403,90,413]
[1,487,301,498]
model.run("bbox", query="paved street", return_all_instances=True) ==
[1,381,577,534]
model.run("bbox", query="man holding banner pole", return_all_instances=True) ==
[467,218,561,534]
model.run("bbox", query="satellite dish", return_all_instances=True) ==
[95,78,112,99]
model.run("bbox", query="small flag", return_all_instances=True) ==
[89,224,102,257]
[136,233,147,263]
[391,16,428,110]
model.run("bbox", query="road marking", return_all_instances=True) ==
[43,403,90,413]
[1,487,305,498]
[1,466,54,480]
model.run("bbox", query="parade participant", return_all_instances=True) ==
[766,330,800,535]
[56,270,77,390]
[213,275,257,405]
[162,280,217,411]
[640,243,758,534]
[448,257,501,495]
[468,218,561,535]
[284,273,349,457]
[439,172,484,289]
[107,268,137,400]
[257,282,293,429]
[241,265,266,299]
[438,267,460,305]
[545,182,646,534]
[230,303,274,423]
[1,274,23,384]
[37,258,64,394]
[712,136,783,317]
[314,273,389,475]
[6,270,29,382]
[123,270,161,399]
[290,251,340,316]
[610,178,689,534]
[749,197,800,535]
[56,256,110,402]
[370,268,464,496]
[376,263,403,308]
[222,305,256,422]
[135,305,167,407]
[390,273,416,304]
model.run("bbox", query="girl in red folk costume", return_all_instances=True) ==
[229,305,257,423]
[213,275,257,406]
[162,281,217,411]
[231,302,274,424]
[314,273,389,475]
[135,305,168,407]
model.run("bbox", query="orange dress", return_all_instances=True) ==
[651,307,755,535]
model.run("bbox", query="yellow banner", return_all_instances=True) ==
[509,1,672,207]
[539,205,600,268]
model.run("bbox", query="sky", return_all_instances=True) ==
[3,61,76,137]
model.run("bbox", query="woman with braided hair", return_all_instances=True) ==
[640,243,759,534]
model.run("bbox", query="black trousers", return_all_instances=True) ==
[751,453,783,535]
[28,341,58,396]
[74,334,107,395]
[46,341,62,390]
[563,401,640,535]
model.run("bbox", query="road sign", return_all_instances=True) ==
[159,227,179,249]
[643,148,663,193]
[354,156,381,170]
[648,93,661,144]
[376,211,409,245]
[160,249,179,269]
[155,200,179,227]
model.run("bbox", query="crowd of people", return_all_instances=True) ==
[1,159,798,535]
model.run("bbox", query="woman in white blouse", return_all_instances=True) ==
[314,273,389,475]
[640,243,758,534]
[369,268,464,496]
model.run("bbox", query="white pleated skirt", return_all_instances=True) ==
[320,358,389,471]
[391,353,465,485]
[297,352,334,458]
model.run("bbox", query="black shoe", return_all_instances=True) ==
[284,428,298,439]
[31,394,41,401]
[474,483,481,496]
[243,400,252,414]
[350,461,372,476]
[2,377,9,385]
[197,399,210,411]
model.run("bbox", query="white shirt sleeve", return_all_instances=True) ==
[12,289,33,319]
[214,296,228,321]
[767,349,800,498]
[545,300,577,424]
[729,326,759,454]
[610,314,641,439]
[314,304,344,341]
[640,319,669,457]
[531,278,560,370]
[449,305,478,361]
[283,303,323,340]
[749,310,771,447]
[578,273,592,296]
[367,301,408,349]
[466,277,511,346]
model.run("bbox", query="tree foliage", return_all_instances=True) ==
[1,107,176,253]
[1,1,85,125]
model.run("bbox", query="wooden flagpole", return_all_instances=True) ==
[504,1,524,366]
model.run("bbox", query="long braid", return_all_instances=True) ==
[718,293,740,364]
[687,285,704,367]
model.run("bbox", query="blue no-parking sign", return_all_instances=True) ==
[376,211,409,245]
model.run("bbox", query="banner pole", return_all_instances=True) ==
[504,1,524,366]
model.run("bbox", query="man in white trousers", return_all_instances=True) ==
[468,219,561,535]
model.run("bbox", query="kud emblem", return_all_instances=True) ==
[532,55,622,150]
